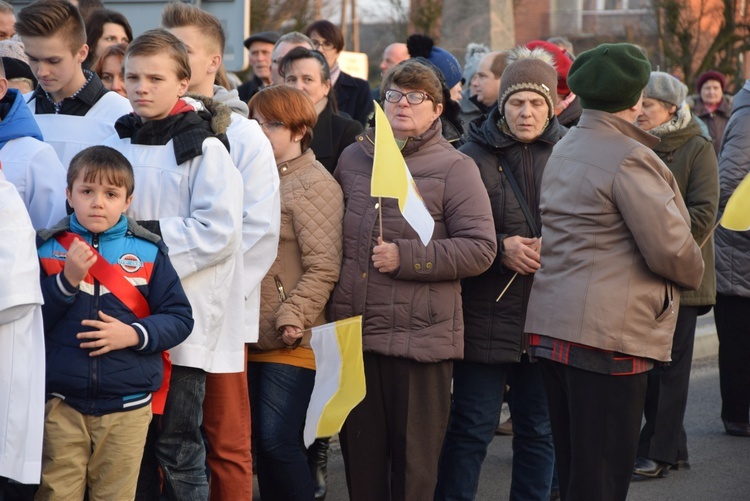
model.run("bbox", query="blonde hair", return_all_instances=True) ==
[161,2,225,54]
[125,29,191,81]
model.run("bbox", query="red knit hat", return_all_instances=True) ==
[695,70,726,93]
[526,40,573,96]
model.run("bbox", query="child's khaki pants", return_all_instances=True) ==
[35,397,152,501]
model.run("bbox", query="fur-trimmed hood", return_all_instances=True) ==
[185,93,233,136]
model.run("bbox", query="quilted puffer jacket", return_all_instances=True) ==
[715,81,750,298]
[252,149,343,351]
[37,215,193,416]
[328,118,497,363]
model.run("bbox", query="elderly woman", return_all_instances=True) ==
[303,20,373,126]
[329,59,497,500]
[633,72,719,479]
[688,70,732,155]
[246,86,344,501]
[436,47,565,501]
[280,47,363,174]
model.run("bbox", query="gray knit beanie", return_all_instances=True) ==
[645,71,687,108]
[463,43,490,84]
[0,37,30,64]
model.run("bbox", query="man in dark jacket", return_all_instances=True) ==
[237,31,279,103]
[436,46,564,501]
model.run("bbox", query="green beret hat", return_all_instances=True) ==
[567,43,651,113]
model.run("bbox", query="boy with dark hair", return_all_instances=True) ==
[15,0,131,168]
[36,145,194,500]
[104,29,245,500]
[0,57,67,229]
[161,3,279,500]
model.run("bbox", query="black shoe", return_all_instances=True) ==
[308,437,330,500]
[632,457,670,480]
[723,419,750,437]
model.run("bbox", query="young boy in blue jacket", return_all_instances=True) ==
[36,145,194,500]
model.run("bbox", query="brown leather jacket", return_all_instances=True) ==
[253,149,343,351]
[328,119,497,362]
[525,110,704,362]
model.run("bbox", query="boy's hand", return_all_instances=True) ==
[63,238,97,287]
[78,311,140,356]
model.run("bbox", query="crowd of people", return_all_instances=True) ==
[0,1,747,501]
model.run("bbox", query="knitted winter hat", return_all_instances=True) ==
[525,40,572,96]
[568,43,650,113]
[406,34,463,89]
[498,47,558,119]
[645,71,687,108]
[695,70,726,93]
[463,42,490,85]
[0,38,30,64]
[1,57,37,86]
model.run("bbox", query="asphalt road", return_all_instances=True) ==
[308,355,750,501]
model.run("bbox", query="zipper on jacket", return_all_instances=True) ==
[91,233,100,412]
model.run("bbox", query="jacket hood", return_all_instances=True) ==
[467,105,564,150]
[0,89,43,149]
[211,85,249,118]
[185,93,233,136]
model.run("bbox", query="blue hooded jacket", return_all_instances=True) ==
[37,215,194,416]
[0,88,43,150]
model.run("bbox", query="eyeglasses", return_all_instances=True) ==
[257,120,285,131]
[384,89,434,105]
[311,38,335,51]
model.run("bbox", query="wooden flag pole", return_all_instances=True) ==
[700,219,722,249]
[496,272,518,302]
[378,197,384,240]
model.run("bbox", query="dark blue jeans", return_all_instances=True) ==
[436,356,555,501]
[155,365,209,501]
[248,361,316,501]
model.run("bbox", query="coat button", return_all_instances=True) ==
[414,264,421,270]
[426,262,433,269]
[361,272,367,279]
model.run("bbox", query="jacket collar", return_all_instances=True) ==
[277,148,316,176]
[357,117,444,158]
[652,115,704,153]
[467,105,564,150]
[577,109,660,149]
[310,100,335,159]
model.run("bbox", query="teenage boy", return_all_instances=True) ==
[15,0,131,168]
[0,170,45,498]
[161,3,280,500]
[0,57,66,229]
[104,29,244,500]
[36,145,194,500]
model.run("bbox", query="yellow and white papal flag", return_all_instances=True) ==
[721,173,750,231]
[370,101,435,246]
[304,316,366,448]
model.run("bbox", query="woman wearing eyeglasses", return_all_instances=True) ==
[279,47,363,175]
[246,85,344,501]
[328,59,497,500]
[304,20,373,127]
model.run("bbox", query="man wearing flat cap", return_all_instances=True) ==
[238,31,279,103]
[523,43,705,501]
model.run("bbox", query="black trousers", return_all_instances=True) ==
[339,352,452,501]
[715,293,750,423]
[539,358,647,501]
[638,305,699,464]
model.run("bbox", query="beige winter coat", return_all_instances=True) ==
[252,149,343,351]
[525,110,704,362]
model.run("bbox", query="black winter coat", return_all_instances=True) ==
[459,107,565,363]
[310,99,363,174]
